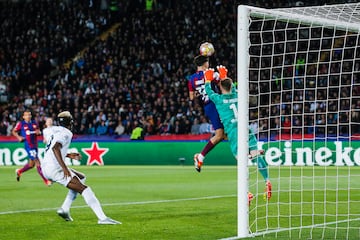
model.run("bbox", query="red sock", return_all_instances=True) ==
[19,163,32,173]
[201,141,215,157]
[36,166,49,182]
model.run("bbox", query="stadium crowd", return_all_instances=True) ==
[0,0,359,140]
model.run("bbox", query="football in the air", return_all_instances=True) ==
[199,42,215,56]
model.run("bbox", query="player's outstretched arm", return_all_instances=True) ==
[217,65,228,80]
[204,68,215,82]
[66,153,82,160]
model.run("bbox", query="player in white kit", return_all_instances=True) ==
[41,111,120,224]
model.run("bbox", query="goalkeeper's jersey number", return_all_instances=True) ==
[229,103,238,123]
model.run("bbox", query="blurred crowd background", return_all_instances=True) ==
[0,0,358,140]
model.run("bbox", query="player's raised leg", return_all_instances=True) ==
[15,161,34,181]
[194,116,224,172]
[34,160,52,186]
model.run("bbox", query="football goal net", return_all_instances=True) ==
[236,3,360,239]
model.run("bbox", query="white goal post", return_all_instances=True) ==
[237,3,360,239]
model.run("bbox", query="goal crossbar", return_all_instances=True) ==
[244,3,360,33]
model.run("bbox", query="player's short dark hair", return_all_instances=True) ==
[194,55,209,67]
[22,110,32,118]
[220,78,233,92]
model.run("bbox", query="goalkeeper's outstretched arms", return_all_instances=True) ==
[204,65,234,98]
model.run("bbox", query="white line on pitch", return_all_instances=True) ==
[220,217,360,240]
[0,194,236,215]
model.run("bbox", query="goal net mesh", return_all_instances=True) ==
[243,3,360,239]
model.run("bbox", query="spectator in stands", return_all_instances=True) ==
[292,116,302,134]
[87,122,96,135]
[282,117,291,134]
[270,117,281,136]
[172,117,188,135]
[0,121,7,135]
[96,120,108,135]
[96,111,107,123]
[107,118,116,136]
[199,116,213,134]
[78,124,87,135]
[114,120,125,136]
[191,118,201,135]
[6,121,15,136]
[304,115,315,134]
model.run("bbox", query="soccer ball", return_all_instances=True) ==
[199,42,215,57]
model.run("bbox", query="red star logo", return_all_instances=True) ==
[82,142,109,166]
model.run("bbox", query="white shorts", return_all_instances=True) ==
[42,164,76,187]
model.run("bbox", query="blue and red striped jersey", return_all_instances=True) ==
[188,70,220,105]
[13,120,39,149]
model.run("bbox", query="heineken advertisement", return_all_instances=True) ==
[259,140,360,166]
[0,140,359,166]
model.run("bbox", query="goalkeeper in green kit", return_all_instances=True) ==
[204,65,272,202]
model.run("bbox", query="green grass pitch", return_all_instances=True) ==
[0,166,359,240]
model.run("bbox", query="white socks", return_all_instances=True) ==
[82,187,107,220]
[61,189,78,212]
[61,177,86,212]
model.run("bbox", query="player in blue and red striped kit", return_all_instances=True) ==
[12,110,51,186]
[188,55,225,172]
